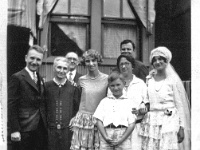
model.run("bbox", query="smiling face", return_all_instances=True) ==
[121,42,136,58]
[65,52,79,71]
[54,61,68,79]
[109,78,124,99]
[152,56,168,71]
[119,57,133,76]
[25,49,44,72]
[85,57,98,72]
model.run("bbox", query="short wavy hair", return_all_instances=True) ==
[27,45,45,55]
[81,49,103,65]
[116,54,135,70]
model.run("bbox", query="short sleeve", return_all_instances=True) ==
[93,98,106,122]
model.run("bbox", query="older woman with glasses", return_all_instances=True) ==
[115,54,149,150]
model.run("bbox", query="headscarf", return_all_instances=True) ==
[150,46,172,64]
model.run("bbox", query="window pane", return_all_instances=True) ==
[123,0,135,19]
[71,0,89,15]
[103,0,120,18]
[52,0,69,14]
[51,23,86,56]
[103,24,137,58]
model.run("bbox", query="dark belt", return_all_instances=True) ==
[136,119,142,124]
[106,124,127,128]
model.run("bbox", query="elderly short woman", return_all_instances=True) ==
[139,47,191,150]
[70,49,108,150]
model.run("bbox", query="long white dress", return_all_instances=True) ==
[139,76,186,150]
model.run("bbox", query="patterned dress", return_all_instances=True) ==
[139,76,184,150]
[70,72,108,150]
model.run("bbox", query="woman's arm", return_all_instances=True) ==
[173,81,186,143]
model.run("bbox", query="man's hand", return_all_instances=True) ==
[11,132,21,141]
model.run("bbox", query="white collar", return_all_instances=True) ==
[25,67,36,79]
[130,74,142,84]
[53,78,67,87]
[107,93,128,100]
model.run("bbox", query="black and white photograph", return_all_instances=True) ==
[1,0,199,150]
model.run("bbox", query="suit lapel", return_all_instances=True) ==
[22,69,39,92]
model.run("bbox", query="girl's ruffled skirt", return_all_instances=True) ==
[69,112,99,150]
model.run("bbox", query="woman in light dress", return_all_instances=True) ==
[116,54,149,150]
[139,47,191,150]
[70,49,108,150]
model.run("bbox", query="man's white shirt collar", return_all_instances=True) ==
[25,67,36,80]
[67,69,76,80]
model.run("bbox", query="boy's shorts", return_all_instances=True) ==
[99,127,131,150]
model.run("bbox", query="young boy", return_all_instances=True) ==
[93,71,136,150]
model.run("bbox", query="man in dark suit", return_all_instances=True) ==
[65,52,82,84]
[45,57,80,150]
[8,45,47,150]
[120,39,149,82]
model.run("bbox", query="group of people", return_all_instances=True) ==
[8,39,191,150]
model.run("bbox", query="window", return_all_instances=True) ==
[102,0,137,59]
[48,0,90,57]
[47,0,138,63]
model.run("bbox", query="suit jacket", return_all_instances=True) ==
[8,69,47,133]
[73,72,82,84]
[133,60,149,82]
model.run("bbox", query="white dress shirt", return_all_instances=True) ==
[66,69,76,81]
[25,67,36,80]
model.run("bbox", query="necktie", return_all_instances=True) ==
[69,72,73,82]
[33,72,38,84]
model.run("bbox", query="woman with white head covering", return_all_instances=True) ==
[139,47,191,150]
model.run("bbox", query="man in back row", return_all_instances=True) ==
[65,52,82,84]
[120,39,148,82]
